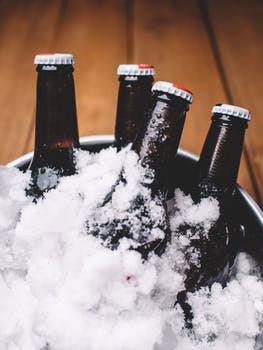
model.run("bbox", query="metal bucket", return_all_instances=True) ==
[7,135,263,260]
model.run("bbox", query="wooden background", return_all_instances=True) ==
[0,0,262,206]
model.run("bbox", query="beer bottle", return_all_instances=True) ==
[89,81,193,258]
[132,81,193,196]
[27,53,80,199]
[177,104,251,322]
[114,64,155,150]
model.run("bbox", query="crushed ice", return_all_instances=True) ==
[0,147,262,350]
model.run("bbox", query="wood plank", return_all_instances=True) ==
[132,0,256,199]
[26,0,128,153]
[0,0,63,165]
[204,0,263,206]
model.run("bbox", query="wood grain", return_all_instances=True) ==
[204,0,263,205]
[132,0,256,198]
[0,0,62,164]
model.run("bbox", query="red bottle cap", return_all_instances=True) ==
[152,81,193,103]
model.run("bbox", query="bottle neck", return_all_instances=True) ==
[115,75,153,149]
[196,114,248,196]
[132,93,189,194]
[31,64,80,170]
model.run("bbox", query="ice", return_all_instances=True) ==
[0,147,262,349]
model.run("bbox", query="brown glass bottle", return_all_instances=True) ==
[88,81,193,258]
[114,64,155,150]
[177,104,251,323]
[132,81,193,196]
[27,53,80,199]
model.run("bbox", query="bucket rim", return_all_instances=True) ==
[7,134,263,222]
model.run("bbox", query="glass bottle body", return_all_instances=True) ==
[28,64,79,198]
[89,92,190,258]
[182,114,248,291]
[115,75,153,150]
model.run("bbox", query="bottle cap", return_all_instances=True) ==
[152,81,193,103]
[212,104,251,121]
[117,64,155,76]
[34,53,75,65]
